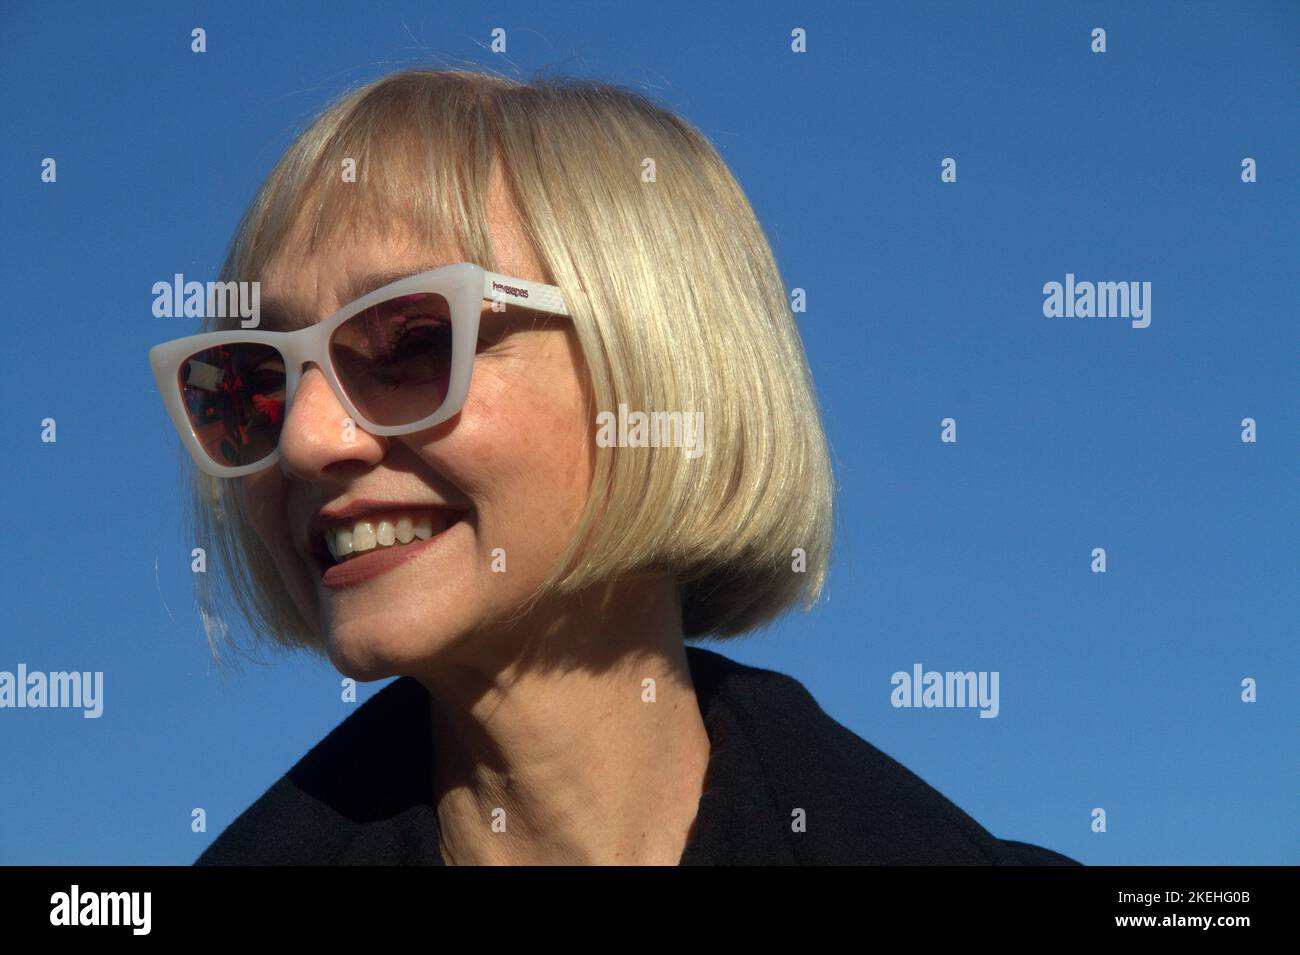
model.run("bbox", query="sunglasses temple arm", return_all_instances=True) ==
[481,271,568,316]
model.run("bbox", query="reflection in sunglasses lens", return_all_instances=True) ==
[329,292,453,426]
[179,343,285,466]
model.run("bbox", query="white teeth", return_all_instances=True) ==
[352,522,377,552]
[396,517,414,544]
[327,529,354,560]
[323,512,452,563]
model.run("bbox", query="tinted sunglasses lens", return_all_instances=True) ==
[328,291,454,426]
[178,343,285,468]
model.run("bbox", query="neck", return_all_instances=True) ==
[416,575,711,865]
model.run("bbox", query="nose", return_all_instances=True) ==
[277,363,387,480]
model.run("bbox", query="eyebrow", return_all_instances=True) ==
[258,264,447,331]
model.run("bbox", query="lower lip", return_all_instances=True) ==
[318,520,460,590]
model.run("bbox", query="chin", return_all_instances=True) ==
[321,611,470,683]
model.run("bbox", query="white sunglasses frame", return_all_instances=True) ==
[148,261,569,478]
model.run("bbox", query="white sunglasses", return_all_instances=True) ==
[149,262,569,477]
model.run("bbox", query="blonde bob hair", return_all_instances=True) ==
[189,66,836,663]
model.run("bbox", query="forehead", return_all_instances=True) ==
[253,163,535,332]
[256,229,463,332]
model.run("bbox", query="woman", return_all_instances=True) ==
[150,68,1077,865]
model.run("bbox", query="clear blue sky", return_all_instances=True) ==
[1,0,1295,865]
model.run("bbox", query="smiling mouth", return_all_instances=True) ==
[312,509,463,571]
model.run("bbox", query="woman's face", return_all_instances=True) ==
[241,181,595,681]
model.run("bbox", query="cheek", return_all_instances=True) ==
[239,470,293,561]
[239,469,321,634]
[460,354,592,553]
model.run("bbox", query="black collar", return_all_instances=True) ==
[196,645,1078,865]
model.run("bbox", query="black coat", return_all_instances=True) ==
[195,645,1080,865]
